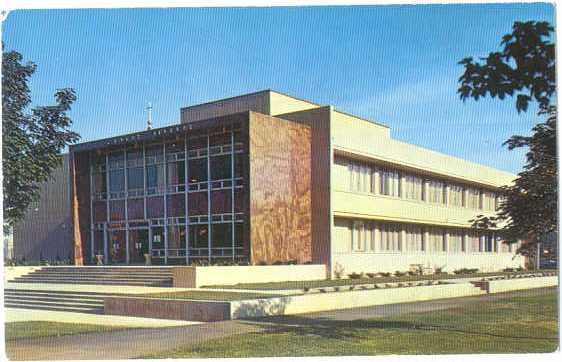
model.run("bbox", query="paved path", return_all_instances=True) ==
[5,287,556,360]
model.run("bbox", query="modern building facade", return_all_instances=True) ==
[61,90,524,274]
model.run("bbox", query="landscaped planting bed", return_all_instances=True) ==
[203,270,557,291]
[137,290,285,301]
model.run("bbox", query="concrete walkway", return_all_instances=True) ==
[5,287,556,360]
[4,308,200,328]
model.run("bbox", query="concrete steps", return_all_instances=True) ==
[10,267,174,287]
[3,289,117,314]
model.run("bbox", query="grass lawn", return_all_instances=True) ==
[142,288,559,358]
[5,321,125,341]
[139,290,284,301]
[203,270,557,290]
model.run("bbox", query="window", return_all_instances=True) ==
[188,158,208,183]
[482,191,496,211]
[347,163,371,193]
[426,227,445,252]
[92,172,107,196]
[404,225,423,251]
[211,223,233,248]
[427,180,445,204]
[167,160,185,185]
[167,225,186,251]
[403,175,423,201]
[108,152,124,169]
[449,185,464,207]
[145,145,164,164]
[146,164,165,190]
[351,221,370,251]
[126,149,142,167]
[448,230,464,253]
[484,234,494,252]
[380,169,400,197]
[210,155,232,180]
[108,169,125,193]
[466,188,480,209]
[189,224,208,249]
[379,223,401,252]
[127,167,144,190]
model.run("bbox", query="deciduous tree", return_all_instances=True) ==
[458,21,556,255]
[2,48,80,229]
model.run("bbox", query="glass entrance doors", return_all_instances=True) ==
[108,229,126,264]
[129,229,149,264]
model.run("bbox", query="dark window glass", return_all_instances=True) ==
[146,145,164,164]
[127,198,144,220]
[187,135,207,150]
[146,196,164,218]
[211,223,232,248]
[127,167,144,190]
[167,194,186,217]
[235,223,244,248]
[485,235,494,252]
[234,155,244,178]
[188,158,207,183]
[187,192,208,216]
[210,132,231,146]
[93,201,107,222]
[167,161,185,185]
[189,225,208,248]
[211,190,232,213]
[108,153,124,169]
[109,200,125,221]
[109,170,125,192]
[168,225,185,250]
[146,164,165,188]
[167,142,184,155]
[93,172,107,194]
[210,155,231,180]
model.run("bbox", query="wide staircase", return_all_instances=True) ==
[4,289,119,314]
[9,267,174,287]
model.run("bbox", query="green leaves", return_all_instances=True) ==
[458,21,555,113]
[2,49,80,227]
[458,21,556,255]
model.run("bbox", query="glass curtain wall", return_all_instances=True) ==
[88,125,246,264]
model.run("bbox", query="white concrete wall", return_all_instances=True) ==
[230,282,486,318]
[484,276,558,293]
[173,264,326,288]
[332,252,524,274]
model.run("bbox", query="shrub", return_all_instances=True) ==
[366,273,376,279]
[503,267,515,272]
[378,272,391,277]
[394,271,406,277]
[516,266,524,272]
[348,272,363,279]
[257,261,269,266]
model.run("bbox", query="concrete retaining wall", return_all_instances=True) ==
[172,264,326,288]
[104,297,231,322]
[230,282,485,318]
[473,276,558,293]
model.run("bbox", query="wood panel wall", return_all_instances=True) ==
[70,151,91,265]
[248,112,312,264]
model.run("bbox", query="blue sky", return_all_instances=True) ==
[2,3,555,174]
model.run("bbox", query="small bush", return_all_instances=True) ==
[394,271,406,277]
[516,266,524,272]
[366,273,376,279]
[503,267,515,272]
[348,272,363,279]
[378,272,391,277]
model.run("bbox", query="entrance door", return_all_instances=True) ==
[108,229,126,264]
[129,229,149,264]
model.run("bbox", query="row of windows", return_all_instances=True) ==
[92,132,244,200]
[336,157,499,211]
[337,218,514,254]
